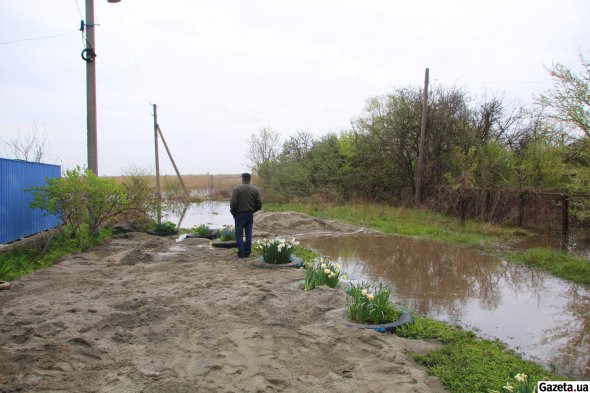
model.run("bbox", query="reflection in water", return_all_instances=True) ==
[164,200,233,229]
[517,234,590,259]
[301,234,590,379]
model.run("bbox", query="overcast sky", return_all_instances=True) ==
[1,0,589,176]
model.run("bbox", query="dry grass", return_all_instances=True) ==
[107,173,254,199]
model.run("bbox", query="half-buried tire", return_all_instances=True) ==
[346,310,414,333]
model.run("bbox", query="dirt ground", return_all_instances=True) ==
[0,212,446,393]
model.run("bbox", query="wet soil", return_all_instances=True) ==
[0,212,445,393]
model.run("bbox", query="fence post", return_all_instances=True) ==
[562,194,569,248]
[518,192,525,227]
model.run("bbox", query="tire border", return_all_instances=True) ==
[345,310,414,333]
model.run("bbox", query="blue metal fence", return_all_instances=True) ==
[0,158,61,244]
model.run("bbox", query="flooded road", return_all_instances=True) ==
[301,234,590,380]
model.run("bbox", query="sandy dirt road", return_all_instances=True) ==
[0,212,446,392]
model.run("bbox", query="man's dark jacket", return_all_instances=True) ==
[230,183,262,217]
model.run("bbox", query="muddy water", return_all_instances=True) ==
[301,234,590,379]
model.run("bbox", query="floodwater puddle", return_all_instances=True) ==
[301,234,590,380]
[156,244,186,259]
[164,200,233,229]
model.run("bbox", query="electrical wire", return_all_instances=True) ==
[95,5,154,105]
[0,29,79,45]
[73,0,84,19]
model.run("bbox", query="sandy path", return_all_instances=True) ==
[0,212,446,392]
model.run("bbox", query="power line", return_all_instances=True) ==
[96,6,154,104]
[73,0,84,20]
[0,29,79,45]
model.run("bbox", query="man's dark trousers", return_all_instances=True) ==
[235,211,254,257]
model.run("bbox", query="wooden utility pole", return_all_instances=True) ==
[153,104,162,225]
[156,125,190,199]
[415,67,429,206]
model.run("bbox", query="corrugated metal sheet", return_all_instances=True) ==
[0,158,61,244]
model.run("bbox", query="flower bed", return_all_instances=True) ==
[254,237,299,264]
[187,224,220,240]
[347,283,400,324]
[303,257,347,290]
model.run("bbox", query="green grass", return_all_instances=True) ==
[0,228,111,282]
[293,245,319,262]
[512,247,590,286]
[266,202,517,247]
[396,315,563,393]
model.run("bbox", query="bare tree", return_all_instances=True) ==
[1,123,50,162]
[246,127,281,173]
[280,130,315,161]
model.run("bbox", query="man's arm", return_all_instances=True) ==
[254,189,262,212]
[230,188,238,217]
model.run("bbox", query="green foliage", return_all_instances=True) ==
[0,228,111,282]
[153,221,177,233]
[346,283,400,324]
[120,167,159,228]
[536,52,590,138]
[219,226,236,241]
[254,237,298,264]
[29,167,127,247]
[413,338,561,393]
[292,245,319,263]
[253,81,590,209]
[303,257,344,291]
[191,224,211,235]
[512,247,590,286]
[516,140,569,189]
[396,314,475,344]
[489,373,538,393]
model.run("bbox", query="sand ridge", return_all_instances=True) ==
[0,212,446,392]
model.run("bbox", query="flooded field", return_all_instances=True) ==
[301,234,590,380]
[164,200,234,229]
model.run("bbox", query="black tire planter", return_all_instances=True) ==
[252,255,303,269]
[147,230,178,237]
[346,310,414,333]
[186,231,220,240]
[211,240,237,248]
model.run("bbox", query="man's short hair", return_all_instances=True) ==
[241,173,251,182]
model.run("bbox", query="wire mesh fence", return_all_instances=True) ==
[426,187,590,250]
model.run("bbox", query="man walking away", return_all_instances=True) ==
[230,173,262,258]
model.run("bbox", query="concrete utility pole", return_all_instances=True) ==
[84,0,121,175]
[153,104,162,225]
[415,67,429,206]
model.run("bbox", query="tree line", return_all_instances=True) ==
[248,54,590,209]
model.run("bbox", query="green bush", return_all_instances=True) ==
[153,221,177,233]
[30,167,126,247]
[120,167,159,228]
